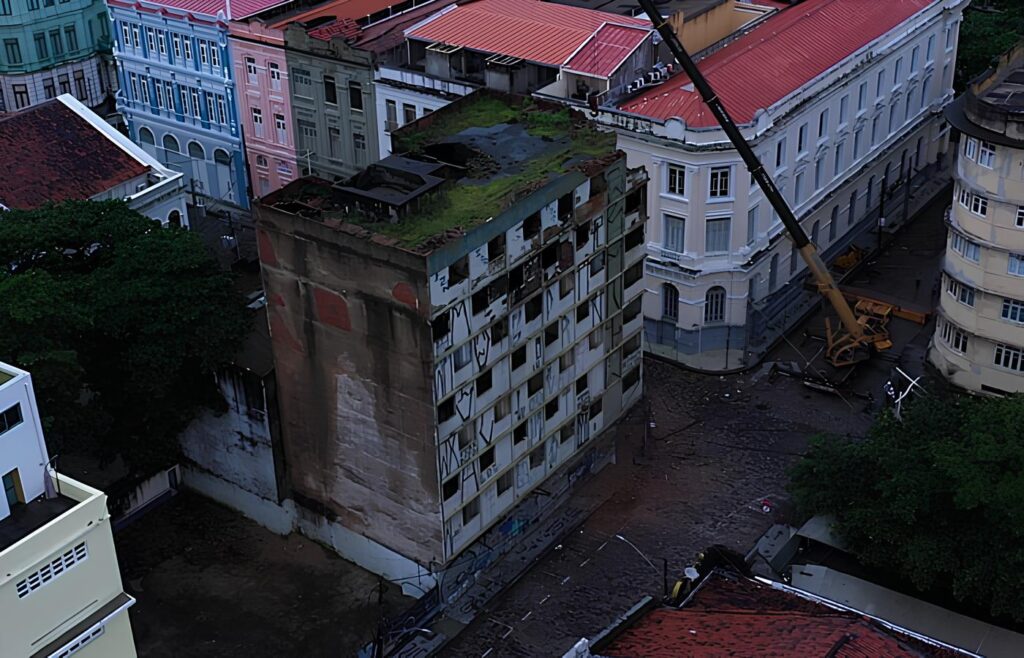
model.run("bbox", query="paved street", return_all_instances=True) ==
[441,183,952,658]
[442,357,871,657]
[114,184,951,658]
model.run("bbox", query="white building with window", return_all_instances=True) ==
[931,42,1024,395]
[0,362,137,658]
[593,0,965,369]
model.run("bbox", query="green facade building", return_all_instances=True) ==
[0,0,117,115]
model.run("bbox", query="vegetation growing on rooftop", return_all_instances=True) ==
[957,1,1024,92]
[360,96,615,249]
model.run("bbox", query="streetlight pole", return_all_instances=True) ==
[615,534,667,596]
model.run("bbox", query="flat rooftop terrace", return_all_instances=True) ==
[261,92,617,253]
[0,495,77,553]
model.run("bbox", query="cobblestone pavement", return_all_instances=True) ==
[443,357,873,657]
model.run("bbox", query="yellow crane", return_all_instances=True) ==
[637,0,892,367]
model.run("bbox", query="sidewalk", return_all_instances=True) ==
[373,415,646,658]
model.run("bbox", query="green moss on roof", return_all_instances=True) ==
[356,99,615,250]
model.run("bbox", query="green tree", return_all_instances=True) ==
[0,200,250,472]
[956,1,1024,92]
[789,393,1024,621]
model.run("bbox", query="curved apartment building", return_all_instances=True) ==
[931,44,1024,395]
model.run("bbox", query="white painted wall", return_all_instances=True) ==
[594,0,965,364]
[179,369,278,503]
[0,365,51,522]
[57,94,189,226]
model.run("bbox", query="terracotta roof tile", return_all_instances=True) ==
[0,100,149,210]
[603,572,968,658]
[407,0,649,67]
[270,0,400,29]
[619,0,935,126]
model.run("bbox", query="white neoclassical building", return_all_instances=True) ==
[930,43,1024,395]
[593,0,966,370]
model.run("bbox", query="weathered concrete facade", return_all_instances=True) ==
[255,92,647,570]
[257,208,442,564]
[931,43,1024,395]
[282,25,376,181]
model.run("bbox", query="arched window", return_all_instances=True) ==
[214,149,231,166]
[769,254,779,292]
[188,141,205,160]
[168,210,182,227]
[811,220,820,246]
[704,286,726,323]
[829,206,838,242]
[661,283,679,321]
[162,134,180,154]
[138,126,155,145]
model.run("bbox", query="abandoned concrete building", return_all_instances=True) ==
[255,91,647,584]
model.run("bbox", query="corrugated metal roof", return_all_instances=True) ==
[271,0,403,29]
[564,23,649,78]
[128,0,292,20]
[619,0,935,126]
[407,0,649,67]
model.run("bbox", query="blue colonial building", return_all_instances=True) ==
[108,0,281,211]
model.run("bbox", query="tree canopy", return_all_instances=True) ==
[956,1,1024,92]
[789,393,1024,621]
[0,201,249,472]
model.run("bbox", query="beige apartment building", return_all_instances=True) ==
[0,362,137,658]
[931,44,1024,395]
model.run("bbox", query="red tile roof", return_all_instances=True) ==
[406,0,649,67]
[121,0,291,20]
[603,572,967,658]
[0,100,149,210]
[565,23,650,78]
[353,0,459,54]
[619,0,934,126]
[308,18,360,41]
[271,0,399,29]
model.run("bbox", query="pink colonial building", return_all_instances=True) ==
[229,16,299,198]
